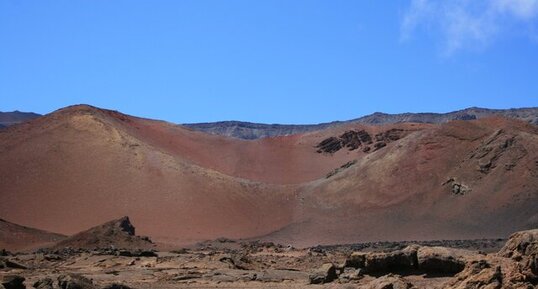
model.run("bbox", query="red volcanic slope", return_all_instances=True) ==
[0,104,537,247]
[0,218,66,251]
[264,118,538,246]
[0,105,297,245]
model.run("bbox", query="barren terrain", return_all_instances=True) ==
[0,105,537,247]
[1,218,537,289]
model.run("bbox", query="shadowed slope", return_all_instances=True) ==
[0,218,66,251]
[0,110,41,127]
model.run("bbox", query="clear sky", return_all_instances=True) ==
[1,0,538,124]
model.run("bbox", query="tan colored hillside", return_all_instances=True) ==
[0,105,536,247]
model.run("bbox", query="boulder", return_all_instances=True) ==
[445,260,503,289]
[345,251,367,268]
[339,267,363,282]
[0,258,27,269]
[498,229,538,259]
[417,246,466,274]
[33,278,53,289]
[363,246,418,273]
[57,274,96,289]
[309,263,337,284]
[2,275,26,289]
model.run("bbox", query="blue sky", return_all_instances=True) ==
[1,0,537,124]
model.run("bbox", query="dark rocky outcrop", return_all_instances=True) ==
[373,141,387,151]
[33,278,53,289]
[317,128,408,154]
[316,130,374,154]
[340,130,362,150]
[0,258,27,269]
[375,129,406,142]
[316,137,342,154]
[57,274,95,289]
[2,275,26,289]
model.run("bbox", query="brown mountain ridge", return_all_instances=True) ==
[0,104,537,248]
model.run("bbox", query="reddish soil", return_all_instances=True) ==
[0,218,65,251]
[0,104,537,248]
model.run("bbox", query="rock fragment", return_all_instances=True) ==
[309,263,337,284]
[57,274,96,289]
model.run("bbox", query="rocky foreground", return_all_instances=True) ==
[1,228,537,289]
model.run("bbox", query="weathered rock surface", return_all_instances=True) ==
[0,258,27,269]
[344,246,418,274]
[498,229,538,260]
[57,274,96,289]
[344,245,470,276]
[446,229,538,289]
[417,246,467,274]
[445,260,504,289]
[316,129,405,154]
[309,263,337,284]
[316,136,343,153]
[3,229,538,289]
[32,278,53,289]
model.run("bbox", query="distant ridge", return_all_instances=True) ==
[0,110,41,127]
[183,107,538,139]
[3,106,537,138]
